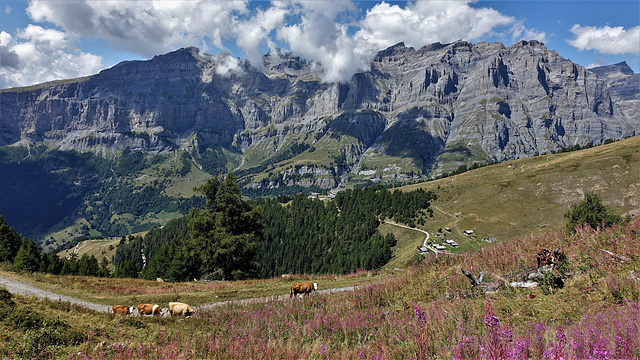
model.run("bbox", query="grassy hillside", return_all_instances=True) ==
[2,218,638,359]
[1,137,638,358]
[56,233,148,269]
[55,136,639,272]
[398,135,639,249]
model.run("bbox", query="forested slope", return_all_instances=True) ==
[113,185,436,279]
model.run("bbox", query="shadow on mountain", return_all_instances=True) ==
[0,155,86,236]
[328,111,386,146]
[380,107,447,172]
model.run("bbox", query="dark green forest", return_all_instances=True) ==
[112,184,436,280]
[255,186,436,277]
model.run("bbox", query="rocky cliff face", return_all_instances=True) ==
[1,41,638,189]
[588,61,639,122]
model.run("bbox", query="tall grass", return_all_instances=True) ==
[6,220,640,359]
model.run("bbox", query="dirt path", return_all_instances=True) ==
[0,273,358,314]
[384,220,430,247]
[0,274,110,313]
[198,285,359,311]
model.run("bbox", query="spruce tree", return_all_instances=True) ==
[0,215,21,263]
[189,173,261,280]
[13,239,41,272]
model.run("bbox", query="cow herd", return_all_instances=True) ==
[111,302,195,317]
[111,282,318,317]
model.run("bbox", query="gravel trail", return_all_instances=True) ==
[0,273,110,312]
[0,273,359,314]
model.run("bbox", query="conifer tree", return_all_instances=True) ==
[78,254,99,276]
[0,215,21,263]
[13,239,41,272]
[45,251,63,275]
[189,173,261,280]
[114,260,138,278]
[565,192,621,231]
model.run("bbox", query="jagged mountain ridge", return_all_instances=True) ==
[1,40,638,190]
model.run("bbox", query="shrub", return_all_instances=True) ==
[565,192,621,231]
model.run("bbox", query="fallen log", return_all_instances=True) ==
[461,268,485,286]
[600,249,631,262]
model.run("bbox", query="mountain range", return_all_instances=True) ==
[2,40,638,188]
[0,40,638,240]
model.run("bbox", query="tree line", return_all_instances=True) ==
[0,215,110,277]
[1,178,437,280]
[254,185,432,278]
[2,176,628,282]
[116,183,437,280]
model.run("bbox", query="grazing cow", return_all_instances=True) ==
[168,302,196,316]
[138,303,162,316]
[290,282,318,298]
[112,305,134,315]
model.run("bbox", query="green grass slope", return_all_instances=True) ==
[399,135,639,248]
[2,218,639,359]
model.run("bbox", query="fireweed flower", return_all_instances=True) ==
[484,315,500,329]
[414,305,427,324]
[501,328,513,342]
[555,326,566,347]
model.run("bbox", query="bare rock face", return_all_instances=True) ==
[1,41,638,184]
[589,61,640,122]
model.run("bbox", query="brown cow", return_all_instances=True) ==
[138,303,162,316]
[168,302,195,316]
[112,305,134,315]
[290,282,317,298]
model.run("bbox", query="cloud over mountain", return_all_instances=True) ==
[1,0,635,88]
[0,26,103,88]
[568,25,640,55]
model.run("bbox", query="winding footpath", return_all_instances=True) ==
[384,220,462,257]
[0,273,358,314]
[383,220,436,252]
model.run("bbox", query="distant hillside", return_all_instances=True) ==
[0,145,208,245]
[399,135,639,245]
[59,136,639,273]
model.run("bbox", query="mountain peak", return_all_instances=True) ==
[376,42,415,59]
[590,61,635,77]
[151,47,201,62]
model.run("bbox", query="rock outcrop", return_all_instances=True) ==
[588,61,639,122]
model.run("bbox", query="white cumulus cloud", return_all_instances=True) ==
[26,0,249,57]
[233,2,289,70]
[357,1,515,51]
[1,0,551,87]
[0,26,103,89]
[276,1,371,82]
[568,25,640,55]
[215,54,243,77]
[510,21,547,43]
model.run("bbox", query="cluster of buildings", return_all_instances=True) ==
[423,228,496,253]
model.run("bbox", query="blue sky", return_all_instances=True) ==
[1,0,638,88]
